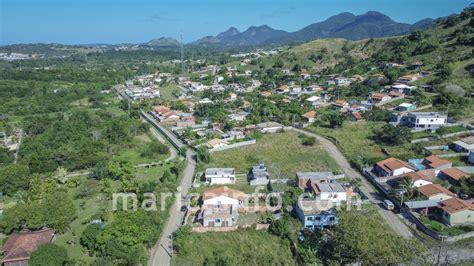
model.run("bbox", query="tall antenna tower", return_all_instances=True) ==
[180,33,185,75]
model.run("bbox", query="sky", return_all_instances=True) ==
[0,0,471,45]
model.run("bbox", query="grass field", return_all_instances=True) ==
[306,122,387,167]
[160,85,181,101]
[204,131,341,179]
[116,132,170,165]
[172,229,296,265]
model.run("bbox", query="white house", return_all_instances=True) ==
[306,96,322,107]
[335,77,352,86]
[189,82,205,92]
[256,122,284,133]
[315,183,347,203]
[400,172,433,188]
[205,168,236,185]
[206,139,229,149]
[392,112,447,130]
[374,157,415,177]
[201,187,246,227]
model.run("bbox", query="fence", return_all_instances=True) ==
[362,168,474,242]
[140,111,184,150]
[209,139,256,153]
[192,226,239,233]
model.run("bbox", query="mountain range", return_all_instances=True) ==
[148,11,434,48]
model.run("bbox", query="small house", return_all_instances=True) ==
[204,168,236,185]
[422,155,452,170]
[306,96,322,107]
[399,171,433,187]
[451,136,474,152]
[438,197,474,226]
[369,93,391,104]
[397,103,417,112]
[248,163,270,186]
[296,199,338,230]
[206,139,229,149]
[201,187,246,227]
[417,184,455,201]
[439,167,469,185]
[256,122,283,134]
[1,229,55,266]
[302,111,317,123]
[374,157,415,177]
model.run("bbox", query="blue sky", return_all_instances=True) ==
[0,0,471,45]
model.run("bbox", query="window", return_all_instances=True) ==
[215,219,221,223]
[307,217,314,221]
[329,217,335,221]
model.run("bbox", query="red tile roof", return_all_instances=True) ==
[351,111,364,121]
[401,171,432,182]
[302,111,317,119]
[440,167,469,181]
[417,184,455,198]
[376,157,414,173]
[439,197,474,215]
[202,186,247,201]
[1,229,55,264]
[371,93,388,100]
[423,155,451,169]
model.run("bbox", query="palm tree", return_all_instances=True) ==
[398,176,416,200]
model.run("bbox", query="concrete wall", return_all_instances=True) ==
[209,139,256,153]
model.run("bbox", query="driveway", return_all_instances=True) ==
[293,128,413,238]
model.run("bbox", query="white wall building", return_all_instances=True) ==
[205,168,236,185]
[316,183,347,203]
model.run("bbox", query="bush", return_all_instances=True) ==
[140,142,169,158]
[302,137,317,146]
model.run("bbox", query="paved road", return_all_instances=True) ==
[142,111,196,266]
[293,128,413,238]
[149,150,196,266]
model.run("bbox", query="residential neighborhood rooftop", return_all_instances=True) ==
[438,197,474,215]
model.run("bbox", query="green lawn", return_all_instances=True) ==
[116,133,169,165]
[306,122,430,167]
[204,131,341,179]
[420,216,474,236]
[160,85,181,101]
[172,229,296,265]
[54,178,103,264]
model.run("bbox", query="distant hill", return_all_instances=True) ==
[146,37,180,47]
[191,11,434,47]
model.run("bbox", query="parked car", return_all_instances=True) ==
[459,193,471,200]
[383,200,394,210]
[297,231,305,243]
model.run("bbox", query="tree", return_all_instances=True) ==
[29,243,68,266]
[398,176,417,200]
[327,112,345,128]
[95,210,160,264]
[196,146,210,164]
[375,124,411,146]
[80,223,103,252]
[53,166,68,184]
[42,188,77,233]
[269,216,291,239]
[0,164,30,196]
